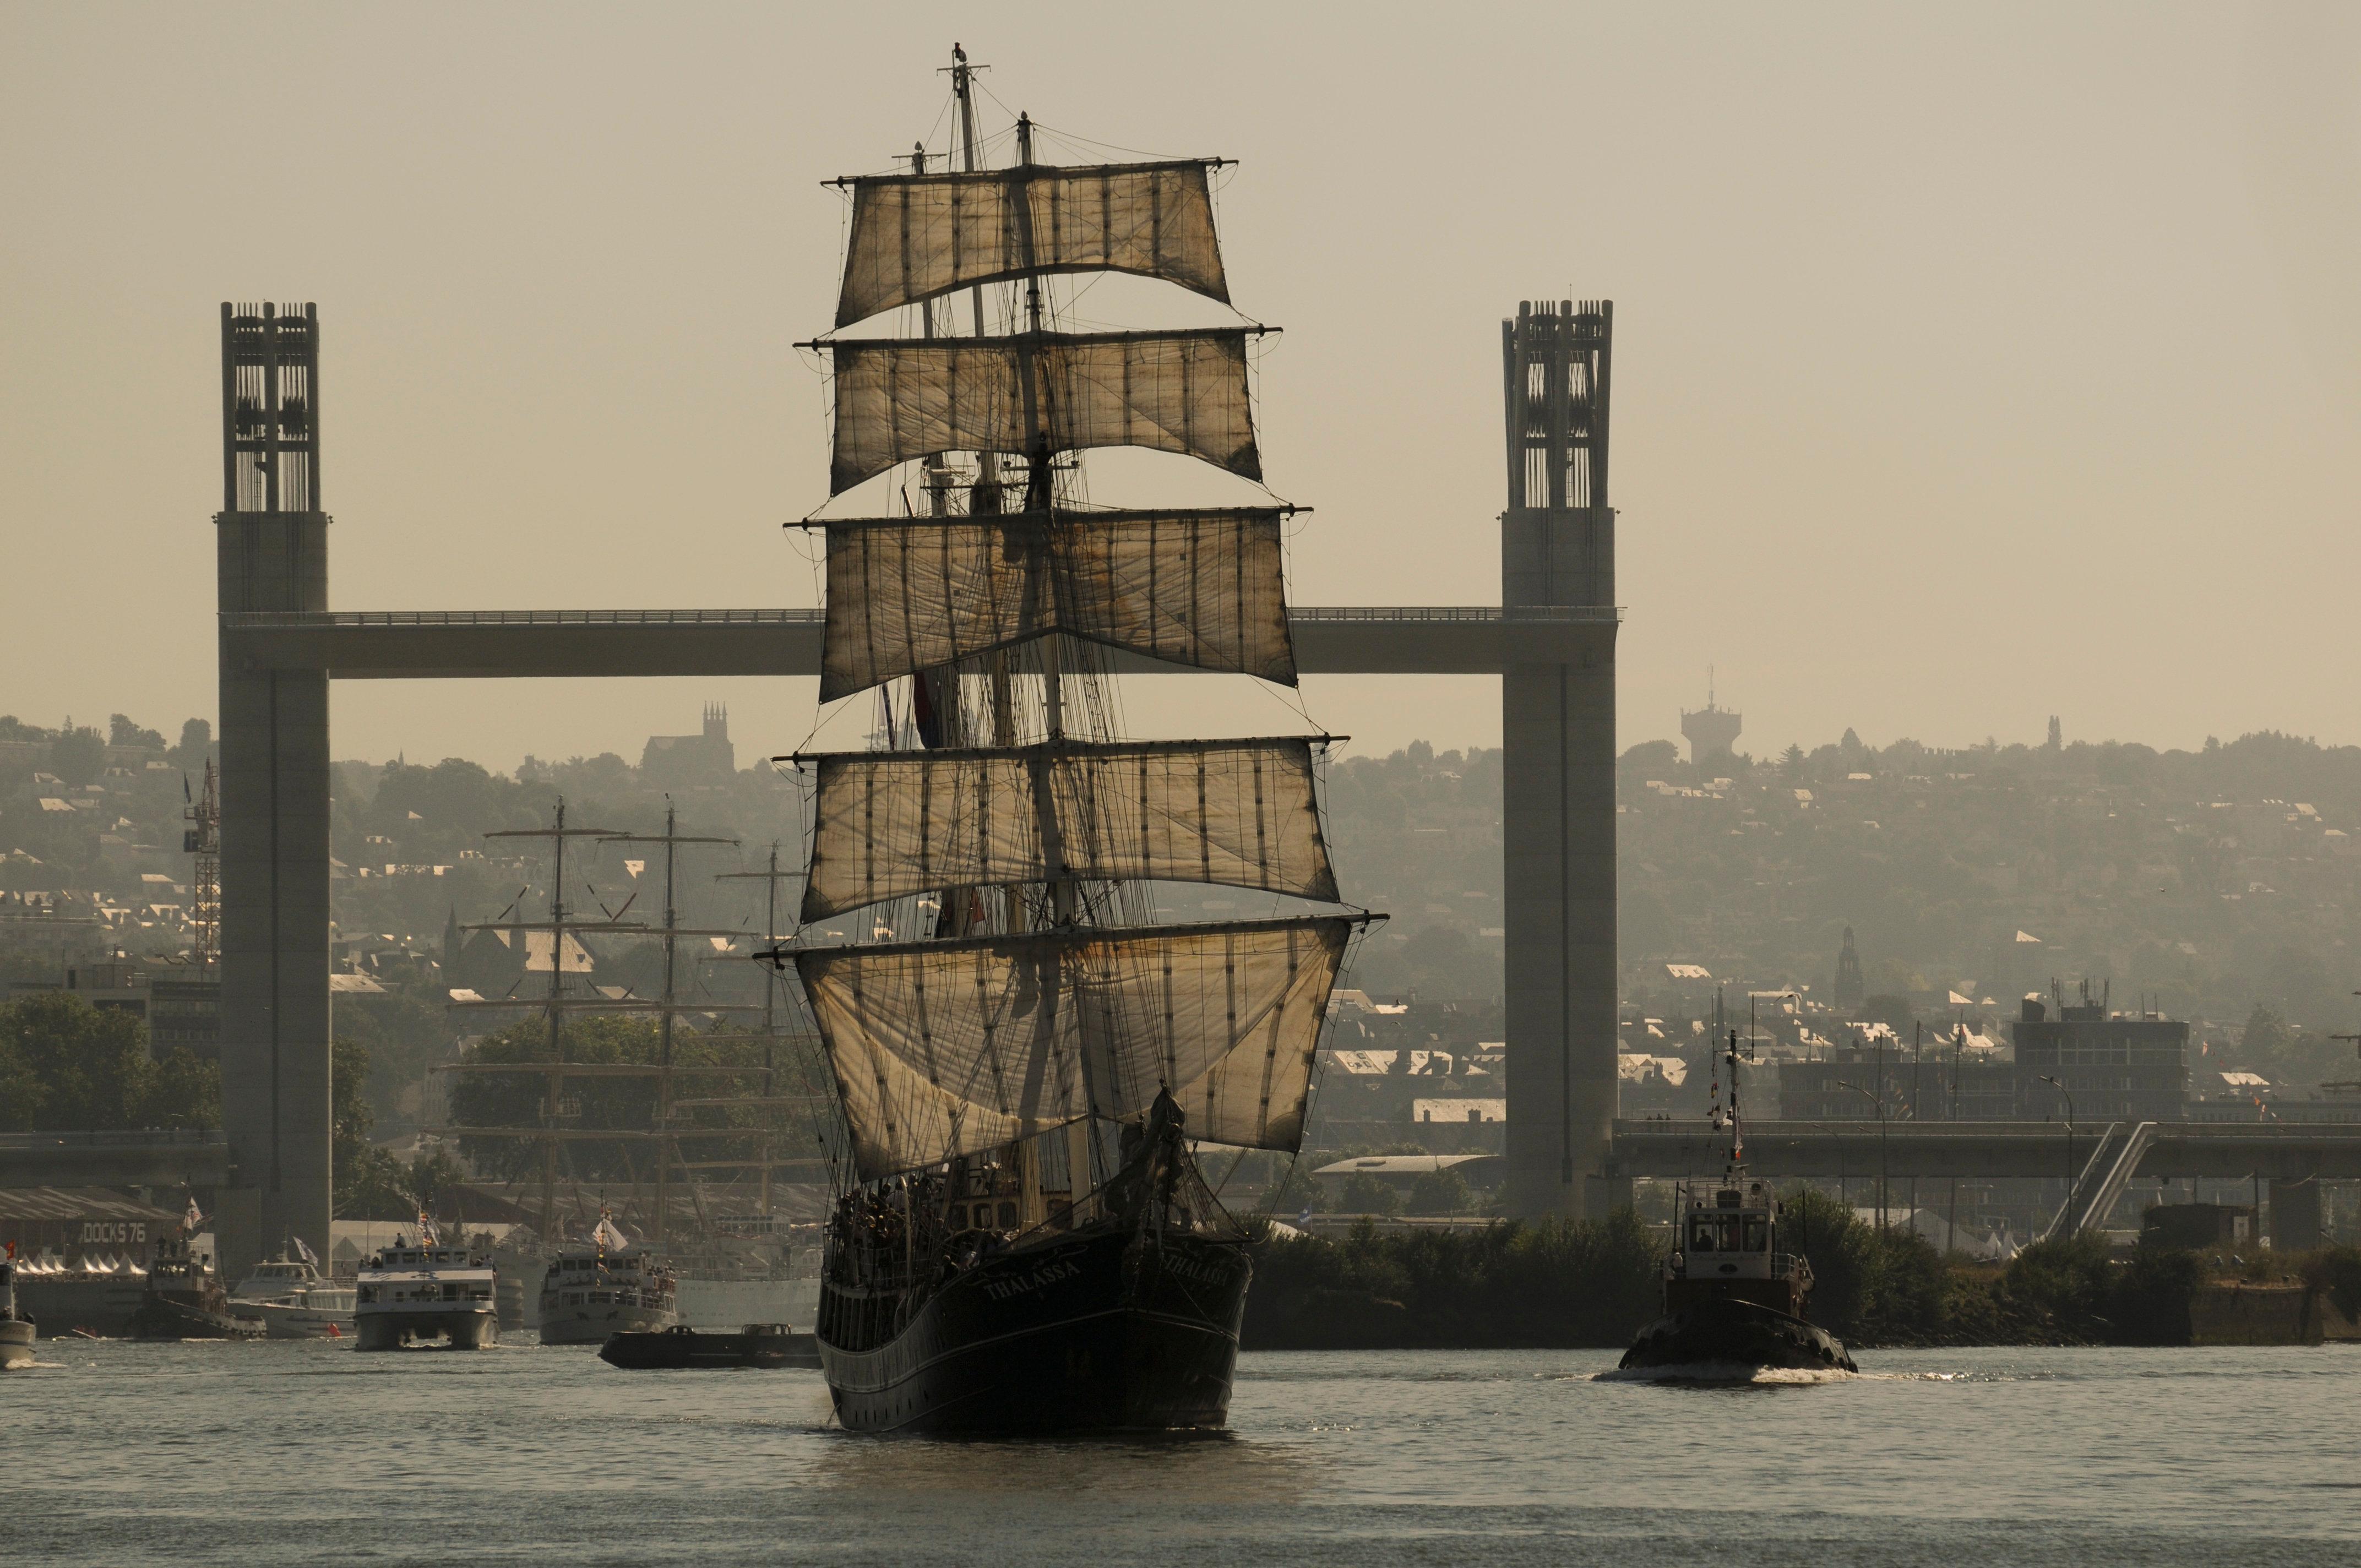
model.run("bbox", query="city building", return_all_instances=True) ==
[4,960,220,1061]
[2012,986,2188,1124]
[639,703,736,788]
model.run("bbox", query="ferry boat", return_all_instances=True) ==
[228,1242,356,1340]
[1,1250,34,1368]
[355,1225,499,1351]
[537,1215,678,1346]
[1618,1031,1857,1377]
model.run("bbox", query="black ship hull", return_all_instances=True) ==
[818,1226,1250,1434]
[127,1294,264,1340]
[1619,1296,1856,1375]
[600,1325,820,1370]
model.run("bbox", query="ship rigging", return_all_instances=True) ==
[766,46,1378,1433]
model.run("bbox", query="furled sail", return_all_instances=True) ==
[818,508,1293,701]
[796,916,1350,1179]
[835,160,1229,328]
[826,330,1260,493]
[800,737,1338,919]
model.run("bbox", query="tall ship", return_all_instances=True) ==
[441,808,827,1332]
[776,48,1372,1434]
[354,1225,499,1351]
[537,1213,678,1345]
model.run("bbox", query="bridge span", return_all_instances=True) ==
[0,1131,232,1191]
[1612,1120,2361,1183]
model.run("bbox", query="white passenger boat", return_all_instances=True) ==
[229,1241,357,1339]
[1,1253,34,1369]
[537,1214,677,1346]
[355,1225,498,1351]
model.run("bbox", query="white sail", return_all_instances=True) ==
[796,916,1350,1179]
[835,160,1229,328]
[801,737,1338,919]
[818,509,1294,701]
[827,330,1260,493]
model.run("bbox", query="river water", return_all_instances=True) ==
[9,1341,2356,1566]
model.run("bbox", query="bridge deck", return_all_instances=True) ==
[219,606,1622,679]
[0,1130,232,1190]
[1612,1120,2361,1182]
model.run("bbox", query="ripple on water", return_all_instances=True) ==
[7,1341,2361,1566]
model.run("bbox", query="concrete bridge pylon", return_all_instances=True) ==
[1499,301,1622,1218]
[214,302,334,1277]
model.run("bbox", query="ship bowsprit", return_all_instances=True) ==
[818,1227,1251,1434]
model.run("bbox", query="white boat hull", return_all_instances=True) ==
[252,1302,356,1340]
[538,1300,676,1346]
[355,1309,498,1351]
[0,1318,32,1369]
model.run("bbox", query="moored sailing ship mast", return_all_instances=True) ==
[442,803,811,1244]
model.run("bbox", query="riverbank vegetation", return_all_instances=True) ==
[1239,1187,2361,1351]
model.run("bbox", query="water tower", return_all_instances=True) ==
[1681,671,1742,766]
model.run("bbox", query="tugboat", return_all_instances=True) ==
[1618,1030,1857,1377]
[353,1219,498,1351]
[127,1233,262,1339]
[537,1213,678,1346]
[1,1246,35,1368]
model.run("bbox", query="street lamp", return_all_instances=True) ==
[2041,1073,2077,1235]
[1837,1081,1889,1231]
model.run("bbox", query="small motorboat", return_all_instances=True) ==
[599,1322,820,1370]
[1618,1029,1856,1378]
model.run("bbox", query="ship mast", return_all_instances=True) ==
[451,804,773,1248]
[600,802,738,1244]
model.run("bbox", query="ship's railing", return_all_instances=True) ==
[222,605,1627,629]
[221,608,822,629]
[1290,605,1624,623]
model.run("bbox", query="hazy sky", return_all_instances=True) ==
[5,3,2357,772]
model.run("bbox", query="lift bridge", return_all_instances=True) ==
[177,301,2354,1275]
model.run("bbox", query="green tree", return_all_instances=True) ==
[1405,1168,1473,1216]
[1335,1172,1405,1216]
[2237,1003,2292,1070]
[108,715,166,750]
[0,992,150,1128]
[170,717,212,766]
[0,993,219,1131]
[137,1048,221,1130]
[331,1032,376,1204]
[49,724,106,786]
